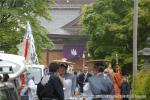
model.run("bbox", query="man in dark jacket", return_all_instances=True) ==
[77,65,92,94]
[121,76,130,100]
[88,62,114,100]
[37,62,64,100]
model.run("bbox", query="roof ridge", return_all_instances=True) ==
[61,16,81,29]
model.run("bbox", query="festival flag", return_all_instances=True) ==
[24,34,29,59]
[24,22,39,64]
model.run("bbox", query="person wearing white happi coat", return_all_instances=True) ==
[27,74,38,100]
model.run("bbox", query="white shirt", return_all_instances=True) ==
[63,78,72,99]
[28,79,37,100]
[83,82,93,100]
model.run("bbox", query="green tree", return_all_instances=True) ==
[0,0,54,58]
[81,0,150,74]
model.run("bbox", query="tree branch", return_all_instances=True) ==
[1,0,6,7]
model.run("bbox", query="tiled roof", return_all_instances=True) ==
[62,16,81,29]
[55,0,94,4]
[40,0,95,35]
[40,9,80,35]
[52,0,95,9]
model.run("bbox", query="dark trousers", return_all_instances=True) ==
[123,98,129,100]
[42,98,57,100]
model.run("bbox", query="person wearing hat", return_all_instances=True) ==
[37,62,64,100]
[88,62,114,100]
[58,63,76,99]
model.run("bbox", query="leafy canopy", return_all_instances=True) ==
[0,0,54,58]
[81,0,150,71]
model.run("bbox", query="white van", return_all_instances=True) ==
[0,53,26,100]
[20,65,46,100]
[26,64,46,84]
[0,53,26,80]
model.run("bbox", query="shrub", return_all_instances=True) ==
[132,70,150,100]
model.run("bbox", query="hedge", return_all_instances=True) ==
[132,70,150,100]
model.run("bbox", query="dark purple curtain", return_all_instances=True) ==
[63,45,86,59]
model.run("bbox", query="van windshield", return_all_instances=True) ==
[27,68,42,84]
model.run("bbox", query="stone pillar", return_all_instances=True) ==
[138,37,150,70]
[144,56,150,70]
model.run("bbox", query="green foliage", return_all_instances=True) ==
[132,71,150,100]
[0,0,54,60]
[81,0,150,74]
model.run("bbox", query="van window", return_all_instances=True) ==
[27,68,42,84]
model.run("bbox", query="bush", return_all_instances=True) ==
[132,70,150,100]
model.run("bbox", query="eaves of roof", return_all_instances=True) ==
[55,0,95,5]
[48,34,88,39]
[48,34,89,44]
[138,48,150,56]
[51,4,82,10]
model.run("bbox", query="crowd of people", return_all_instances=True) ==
[26,61,130,100]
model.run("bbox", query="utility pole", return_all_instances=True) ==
[46,49,49,67]
[82,52,86,67]
[133,0,138,80]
